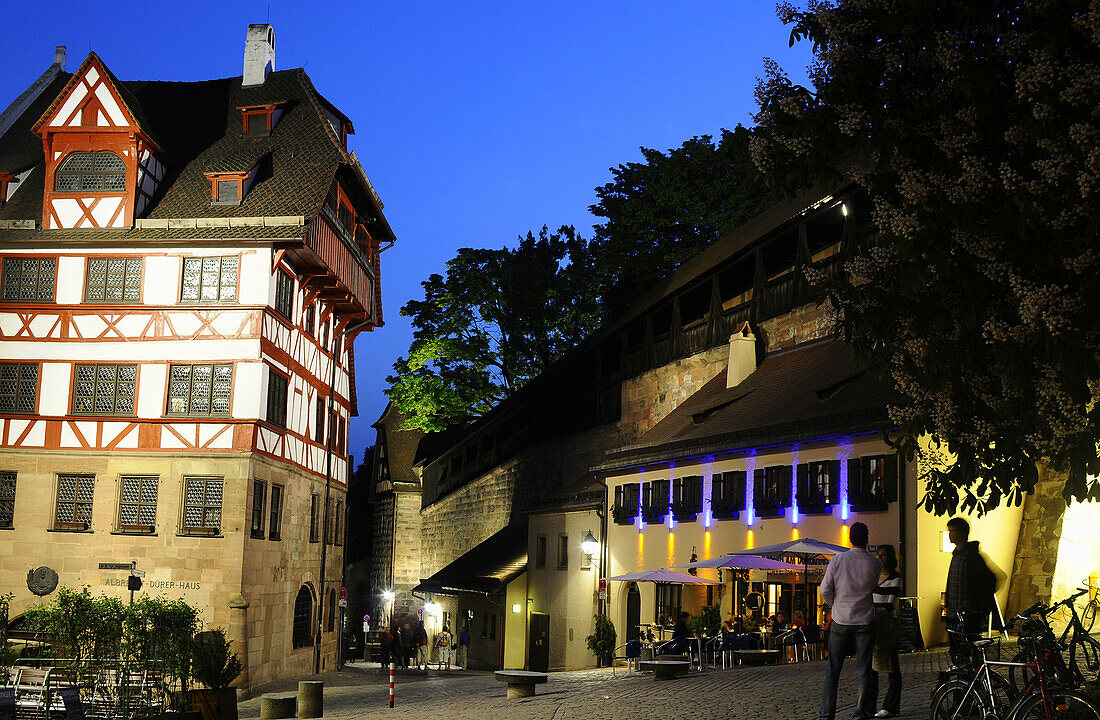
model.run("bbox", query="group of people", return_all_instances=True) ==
[378,619,470,671]
[817,517,995,720]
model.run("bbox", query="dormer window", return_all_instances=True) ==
[54,152,127,192]
[206,171,250,206]
[238,103,284,137]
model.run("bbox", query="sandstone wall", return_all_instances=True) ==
[1006,466,1067,617]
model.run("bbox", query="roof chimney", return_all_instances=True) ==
[243,24,275,87]
[726,322,758,389]
[54,46,66,70]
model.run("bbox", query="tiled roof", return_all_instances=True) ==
[412,522,528,595]
[598,339,898,471]
[0,225,305,242]
[0,66,392,241]
[373,402,425,486]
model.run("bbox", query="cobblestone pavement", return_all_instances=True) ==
[240,648,951,720]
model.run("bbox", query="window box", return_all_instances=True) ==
[753,497,787,519]
[640,505,667,524]
[119,524,155,534]
[795,494,833,516]
[710,498,741,521]
[848,491,889,513]
[670,500,700,523]
[611,504,637,525]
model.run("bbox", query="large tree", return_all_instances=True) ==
[386,226,600,432]
[752,1,1100,514]
[591,126,781,316]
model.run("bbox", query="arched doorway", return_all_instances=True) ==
[625,582,641,642]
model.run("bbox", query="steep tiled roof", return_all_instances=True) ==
[597,339,898,471]
[0,66,392,242]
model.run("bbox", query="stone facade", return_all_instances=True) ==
[1005,466,1068,617]
[757,300,835,352]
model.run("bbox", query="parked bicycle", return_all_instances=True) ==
[1009,587,1100,693]
[930,605,1100,719]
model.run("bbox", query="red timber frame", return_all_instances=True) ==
[0,172,12,202]
[31,52,164,230]
[238,103,285,136]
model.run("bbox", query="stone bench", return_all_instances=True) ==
[637,659,690,680]
[259,692,295,720]
[493,670,548,698]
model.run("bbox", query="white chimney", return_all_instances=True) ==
[243,24,276,87]
[726,322,758,389]
[54,46,66,70]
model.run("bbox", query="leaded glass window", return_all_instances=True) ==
[182,477,222,533]
[72,364,136,415]
[56,474,94,529]
[0,364,37,413]
[1,257,56,302]
[266,370,288,428]
[167,364,232,415]
[55,151,127,192]
[119,476,157,532]
[85,257,142,302]
[274,270,294,320]
[181,256,238,302]
[0,471,15,528]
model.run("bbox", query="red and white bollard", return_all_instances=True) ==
[389,661,395,708]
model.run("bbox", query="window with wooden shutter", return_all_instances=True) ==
[754,466,790,518]
[798,461,838,514]
[712,471,745,519]
[612,483,639,524]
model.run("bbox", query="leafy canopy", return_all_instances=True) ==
[387,226,600,432]
[752,0,1100,514]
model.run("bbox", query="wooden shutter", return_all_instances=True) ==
[827,460,841,505]
[796,463,810,499]
[615,485,625,508]
[625,482,640,508]
[779,465,793,505]
[689,475,703,512]
[732,471,746,511]
[884,455,899,501]
[848,458,862,496]
[753,467,766,502]
[642,482,652,509]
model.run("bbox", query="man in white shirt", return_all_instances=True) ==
[818,521,881,720]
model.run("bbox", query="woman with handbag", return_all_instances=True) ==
[871,544,903,718]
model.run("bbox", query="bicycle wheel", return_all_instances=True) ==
[1012,691,1100,720]
[1083,601,1097,634]
[1009,650,1039,696]
[931,680,986,720]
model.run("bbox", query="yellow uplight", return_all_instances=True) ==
[746,529,755,550]
[841,524,850,547]
[667,531,675,567]
[704,530,712,560]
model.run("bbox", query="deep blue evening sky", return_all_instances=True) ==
[3,2,812,462]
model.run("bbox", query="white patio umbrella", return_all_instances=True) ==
[729,538,850,617]
[603,569,721,584]
[670,555,803,571]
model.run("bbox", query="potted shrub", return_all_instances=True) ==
[190,629,242,720]
[585,615,617,668]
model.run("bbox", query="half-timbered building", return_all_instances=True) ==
[0,25,393,686]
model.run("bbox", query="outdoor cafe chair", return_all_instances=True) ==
[773,628,806,662]
[610,640,643,677]
[801,624,825,661]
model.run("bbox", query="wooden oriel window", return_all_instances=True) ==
[0,471,16,529]
[1,257,56,302]
[274,270,294,320]
[0,363,38,413]
[168,364,232,416]
[182,256,238,302]
[72,364,137,415]
[85,257,142,302]
[182,477,222,534]
[54,152,126,192]
[118,476,157,533]
[266,369,289,428]
[269,484,283,541]
[55,474,95,530]
[251,480,266,539]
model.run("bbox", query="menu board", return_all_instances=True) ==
[58,687,85,720]
[0,687,15,720]
[898,598,925,653]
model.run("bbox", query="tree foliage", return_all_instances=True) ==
[591,126,782,316]
[752,0,1100,514]
[387,226,600,432]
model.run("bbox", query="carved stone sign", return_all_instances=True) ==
[27,566,59,596]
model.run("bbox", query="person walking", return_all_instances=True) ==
[870,544,903,718]
[817,521,881,720]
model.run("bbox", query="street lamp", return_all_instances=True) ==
[581,530,599,561]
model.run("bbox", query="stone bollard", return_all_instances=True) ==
[297,681,323,719]
[260,693,296,720]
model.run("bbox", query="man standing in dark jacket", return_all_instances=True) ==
[944,517,996,638]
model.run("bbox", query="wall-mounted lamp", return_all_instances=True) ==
[581,530,599,560]
[511,603,522,614]
[382,590,395,602]
[941,531,954,553]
